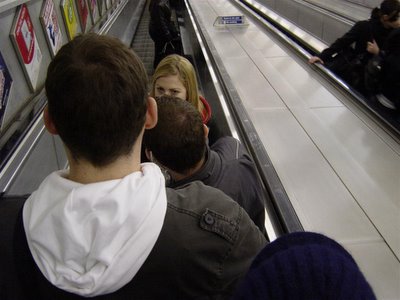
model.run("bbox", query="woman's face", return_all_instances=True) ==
[154,75,187,100]
[382,12,400,28]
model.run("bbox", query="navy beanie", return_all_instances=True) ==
[233,232,376,300]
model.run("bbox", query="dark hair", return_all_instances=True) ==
[45,33,148,167]
[371,0,400,20]
[385,28,400,52]
[143,95,206,173]
[233,232,376,300]
[149,0,162,12]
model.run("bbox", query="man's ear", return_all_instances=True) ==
[203,124,209,139]
[145,96,158,130]
[43,105,58,135]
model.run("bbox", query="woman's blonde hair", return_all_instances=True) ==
[151,55,202,112]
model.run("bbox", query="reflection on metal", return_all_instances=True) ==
[235,0,314,58]
[185,0,238,138]
[185,0,300,238]
[0,112,45,192]
[264,208,277,241]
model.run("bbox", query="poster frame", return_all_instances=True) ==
[39,0,63,57]
[60,0,78,41]
[0,51,13,129]
[10,3,43,92]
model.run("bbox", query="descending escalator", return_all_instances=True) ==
[131,0,155,77]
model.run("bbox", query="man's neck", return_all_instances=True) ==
[169,156,206,182]
[67,151,141,184]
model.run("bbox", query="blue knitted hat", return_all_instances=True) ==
[233,232,376,300]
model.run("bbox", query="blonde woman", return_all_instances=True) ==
[151,54,212,124]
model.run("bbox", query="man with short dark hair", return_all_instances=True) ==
[0,34,266,299]
[144,95,266,233]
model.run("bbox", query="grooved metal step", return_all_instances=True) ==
[131,0,154,77]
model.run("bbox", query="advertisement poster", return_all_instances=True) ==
[61,0,78,40]
[40,0,63,57]
[76,0,89,32]
[88,0,98,24]
[0,51,13,126]
[10,4,43,92]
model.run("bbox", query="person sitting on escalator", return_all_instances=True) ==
[144,95,267,234]
[309,0,400,91]
[376,28,400,116]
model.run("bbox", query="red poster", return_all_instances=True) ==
[14,5,35,64]
[76,0,89,31]
[10,4,43,92]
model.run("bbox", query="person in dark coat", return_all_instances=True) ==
[144,95,266,234]
[148,0,181,68]
[377,28,400,114]
[309,0,400,90]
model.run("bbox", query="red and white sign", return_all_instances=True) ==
[11,4,42,91]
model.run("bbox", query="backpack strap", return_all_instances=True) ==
[0,194,41,298]
[14,207,43,298]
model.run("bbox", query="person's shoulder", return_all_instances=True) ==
[0,194,27,222]
[166,181,239,215]
[212,136,239,148]
[166,182,246,240]
[0,194,28,239]
[352,19,376,32]
[0,195,28,276]
[351,19,370,31]
[211,136,251,161]
[165,181,265,248]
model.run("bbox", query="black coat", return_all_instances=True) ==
[319,18,393,64]
[381,48,400,108]
[148,0,178,43]
[0,183,266,299]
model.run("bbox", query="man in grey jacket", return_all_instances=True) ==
[144,96,266,234]
[0,34,266,299]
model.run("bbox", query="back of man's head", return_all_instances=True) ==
[45,33,148,167]
[144,95,206,173]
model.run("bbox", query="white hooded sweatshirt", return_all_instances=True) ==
[23,163,167,297]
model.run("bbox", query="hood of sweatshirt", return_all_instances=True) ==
[23,163,167,297]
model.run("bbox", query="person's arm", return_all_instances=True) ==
[318,21,367,62]
[212,137,267,234]
[219,206,267,296]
